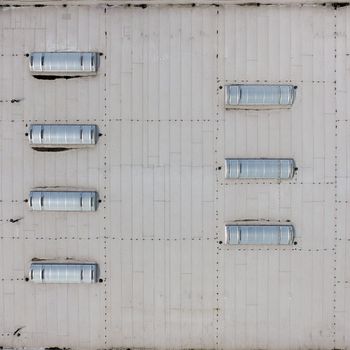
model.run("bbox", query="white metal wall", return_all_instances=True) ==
[0,4,347,350]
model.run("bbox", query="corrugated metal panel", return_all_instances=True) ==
[225,158,296,179]
[0,4,344,350]
[29,262,98,283]
[28,124,99,146]
[224,224,295,245]
[29,52,99,76]
[225,84,296,108]
[29,191,98,211]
